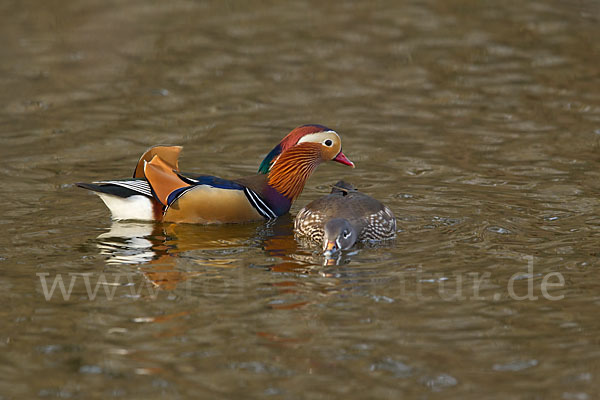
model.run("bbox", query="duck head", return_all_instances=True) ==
[322,218,358,256]
[260,125,354,201]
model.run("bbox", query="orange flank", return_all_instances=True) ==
[163,185,263,224]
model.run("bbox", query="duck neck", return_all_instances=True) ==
[267,144,321,202]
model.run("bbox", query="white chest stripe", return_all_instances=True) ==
[244,188,277,219]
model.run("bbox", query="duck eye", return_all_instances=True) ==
[343,229,351,238]
[323,139,333,147]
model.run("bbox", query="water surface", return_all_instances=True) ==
[1,0,600,398]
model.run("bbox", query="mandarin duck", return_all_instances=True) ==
[294,181,396,255]
[77,125,354,224]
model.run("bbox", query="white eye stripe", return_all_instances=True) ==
[297,131,339,145]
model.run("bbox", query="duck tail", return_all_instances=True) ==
[76,144,183,221]
[76,180,161,221]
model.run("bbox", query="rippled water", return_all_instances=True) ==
[2,0,600,398]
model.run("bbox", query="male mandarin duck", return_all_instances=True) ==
[77,124,354,224]
[294,181,396,255]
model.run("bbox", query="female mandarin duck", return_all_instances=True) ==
[294,181,396,255]
[77,125,354,224]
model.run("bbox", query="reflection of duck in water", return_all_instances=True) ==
[95,221,191,290]
[294,181,397,256]
[97,221,261,263]
[77,125,353,224]
[95,215,307,289]
[96,222,158,265]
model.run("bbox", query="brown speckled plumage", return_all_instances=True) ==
[294,181,396,249]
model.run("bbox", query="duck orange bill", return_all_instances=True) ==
[333,151,355,168]
[324,240,338,253]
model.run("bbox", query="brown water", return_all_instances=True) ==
[2,0,600,398]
